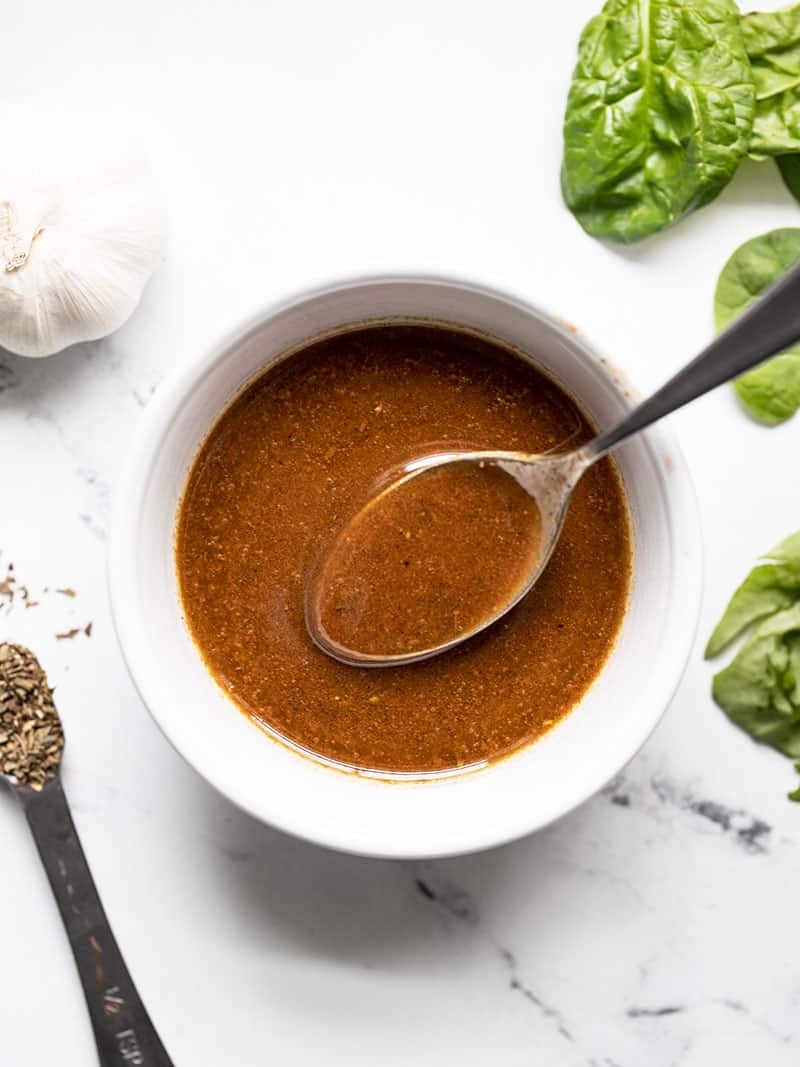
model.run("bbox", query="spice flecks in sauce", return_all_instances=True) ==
[176,325,631,774]
[311,461,542,658]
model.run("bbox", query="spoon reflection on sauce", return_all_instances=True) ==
[307,260,800,667]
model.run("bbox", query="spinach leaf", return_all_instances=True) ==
[708,533,800,767]
[789,763,800,802]
[740,9,800,194]
[742,7,800,157]
[561,0,755,243]
[711,605,800,759]
[714,228,800,424]
[706,532,800,657]
[733,353,800,424]
[777,152,800,203]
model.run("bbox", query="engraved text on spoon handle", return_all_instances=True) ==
[21,777,174,1066]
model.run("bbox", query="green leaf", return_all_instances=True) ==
[707,534,800,658]
[742,6,800,157]
[770,530,800,564]
[777,153,800,202]
[708,536,800,782]
[708,535,800,801]
[733,353,800,424]
[785,633,800,705]
[788,762,800,802]
[561,0,755,243]
[711,605,800,759]
[705,562,800,658]
[714,228,800,424]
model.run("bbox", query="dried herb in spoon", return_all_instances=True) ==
[0,643,63,789]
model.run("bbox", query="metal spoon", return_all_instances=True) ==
[1,644,174,1066]
[307,258,800,668]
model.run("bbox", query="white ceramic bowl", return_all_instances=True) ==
[109,275,702,859]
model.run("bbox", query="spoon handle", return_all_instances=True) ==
[587,257,800,458]
[20,777,174,1066]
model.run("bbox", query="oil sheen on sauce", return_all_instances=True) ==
[176,324,632,774]
[310,461,542,659]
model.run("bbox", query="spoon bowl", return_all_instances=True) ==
[306,446,589,666]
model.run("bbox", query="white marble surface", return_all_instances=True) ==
[2,1,800,1063]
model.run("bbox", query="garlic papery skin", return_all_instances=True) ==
[0,112,166,358]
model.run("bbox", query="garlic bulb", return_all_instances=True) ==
[0,111,166,358]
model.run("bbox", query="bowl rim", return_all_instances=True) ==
[108,271,704,857]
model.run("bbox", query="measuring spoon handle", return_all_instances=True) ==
[20,777,174,1066]
[587,257,800,458]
